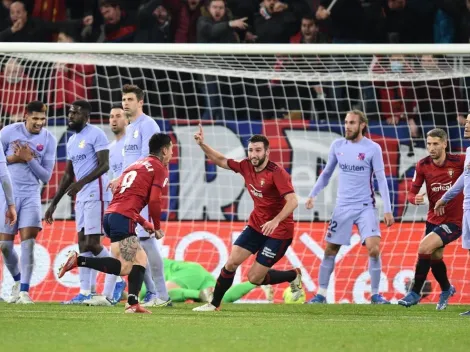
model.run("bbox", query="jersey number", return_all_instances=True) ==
[328,220,338,233]
[119,170,137,194]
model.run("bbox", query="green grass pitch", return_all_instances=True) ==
[2,303,470,352]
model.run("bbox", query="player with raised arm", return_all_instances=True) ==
[111,84,169,307]
[0,101,56,304]
[398,129,463,309]
[0,131,17,302]
[58,133,173,314]
[435,114,470,316]
[192,125,302,312]
[306,110,394,304]
[84,105,128,306]
[44,100,112,304]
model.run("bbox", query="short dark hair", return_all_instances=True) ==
[72,100,92,115]
[149,133,172,155]
[111,103,124,110]
[122,84,144,101]
[427,128,447,141]
[99,0,121,8]
[302,14,316,23]
[248,135,269,150]
[26,101,46,114]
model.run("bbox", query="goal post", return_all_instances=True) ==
[0,43,469,304]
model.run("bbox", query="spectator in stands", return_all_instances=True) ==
[373,54,420,138]
[0,57,38,122]
[290,14,328,43]
[47,29,95,113]
[94,0,137,42]
[0,0,91,42]
[174,0,203,43]
[197,0,243,119]
[0,0,13,31]
[254,0,301,43]
[197,0,245,43]
[134,0,172,43]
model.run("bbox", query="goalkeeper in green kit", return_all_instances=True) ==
[140,258,274,303]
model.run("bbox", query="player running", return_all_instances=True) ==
[435,114,470,316]
[306,110,394,304]
[398,128,463,309]
[58,133,173,314]
[0,101,56,304]
[45,100,112,304]
[192,125,302,312]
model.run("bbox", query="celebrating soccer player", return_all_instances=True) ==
[398,128,463,309]
[84,105,128,306]
[306,110,394,304]
[58,133,173,314]
[0,101,56,304]
[108,84,169,307]
[435,114,470,316]
[45,100,112,304]
[192,125,302,312]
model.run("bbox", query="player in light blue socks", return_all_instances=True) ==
[305,111,393,304]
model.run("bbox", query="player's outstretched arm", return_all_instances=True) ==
[435,173,465,216]
[306,143,338,207]
[66,150,109,197]
[193,124,230,170]
[45,160,75,224]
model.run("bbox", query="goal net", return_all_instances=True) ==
[1,43,470,304]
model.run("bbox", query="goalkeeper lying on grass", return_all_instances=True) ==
[139,258,274,303]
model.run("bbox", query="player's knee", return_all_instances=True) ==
[418,243,434,255]
[119,261,133,276]
[133,248,147,268]
[324,246,340,257]
[247,271,264,286]
[367,245,380,258]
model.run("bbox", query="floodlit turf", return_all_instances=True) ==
[1,303,470,352]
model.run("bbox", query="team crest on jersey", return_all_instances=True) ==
[448,169,454,177]
[78,140,86,149]
[357,153,365,161]
[36,144,44,151]
[133,130,139,138]
[260,179,265,187]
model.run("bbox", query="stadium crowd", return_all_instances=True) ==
[1,0,470,148]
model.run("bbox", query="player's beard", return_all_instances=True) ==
[345,129,360,141]
[68,121,84,132]
[250,153,267,167]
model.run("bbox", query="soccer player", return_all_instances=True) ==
[192,125,302,312]
[45,100,112,304]
[306,110,394,304]
[58,133,173,314]
[398,128,463,309]
[84,105,128,306]
[0,101,57,304]
[0,132,17,301]
[435,114,470,316]
[111,84,169,307]
[140,258,275,303]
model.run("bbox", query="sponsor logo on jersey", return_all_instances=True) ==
[71,154,87,163]
[125,144,139,152]
[78,140,86,149]
[249,184,263,198]
[339,163,365,172]
[430,181,452,192]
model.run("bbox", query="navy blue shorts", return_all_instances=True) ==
[233,225,292,268]
[103,213,137,243]
[425,222,462,246]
